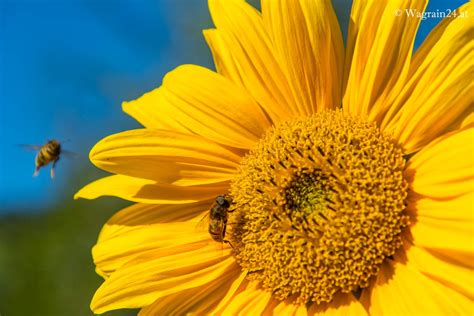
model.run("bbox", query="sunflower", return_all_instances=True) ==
[75,0,474,314]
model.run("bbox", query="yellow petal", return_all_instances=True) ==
[208,0,300,121]
[309,293,368,316]
[162,64,270,148]
[125,64,270,149]
[261,0,344,114]
[122,95,189,132]
[405,128,474,199]
[406,191,474,266]
[91,246,236,314]
[210,270,248,315]
[461,111,474,129]
[98,201,212,242]
[74,174,229,204]
[272,298,307,316]
[406,192,474,222]
[342,0,369,95]
[138,266,241,316]
[90,129,240,185]
[404,244,474,300]
[203,29,246,90]
[408,215,473,254]
[382,2,474,153]
[365,259,473,315]
[424,247,474,272]
[216,281,272,315]
[93,221,212,278]
[343,0,427,121]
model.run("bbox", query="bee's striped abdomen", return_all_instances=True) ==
[35,142,60,168]
[35,148,49,167]
[32,140,61,177]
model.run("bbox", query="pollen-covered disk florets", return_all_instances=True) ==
[229,110,408,304]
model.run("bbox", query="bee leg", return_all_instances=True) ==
[228,205,241,213]
[228,201,249,213]
[50,160,58,179]
[33,166,40,177]
[223,239,234,249]
[221,221,234,249]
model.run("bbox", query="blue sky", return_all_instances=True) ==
[0,0,467,214]
[0,0,214,212]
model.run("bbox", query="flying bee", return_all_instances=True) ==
[20,139,76,178]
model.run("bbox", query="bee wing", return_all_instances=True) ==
[194,211,210,233]
[18,144,43,151]
[61,150,79,159]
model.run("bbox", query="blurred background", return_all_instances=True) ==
[0,0,466,315]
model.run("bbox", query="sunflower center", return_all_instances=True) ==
[285,171,328,215]
[229,110,408,304]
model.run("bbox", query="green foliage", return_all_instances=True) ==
[0,185,135,316]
